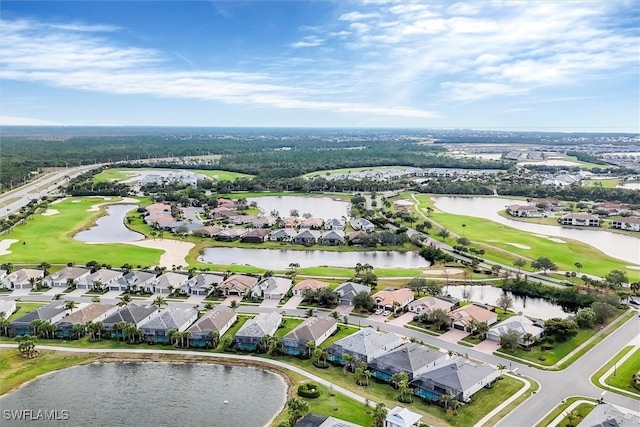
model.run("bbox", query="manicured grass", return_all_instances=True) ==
[498,329,596,366]
[92,168,136,182]
[556,403,597,427]
[534,397,598,427]
[411,193,633,276]
[0,197,162,266]
[590,346,636,396]
[605,348,640,395]
[192,170,253,181]
[0,349,96,395]
[583,179,621,188]
[7,302,45,322]
[483,375,540,426]
[321,326,361,348]
[276,318,304,338]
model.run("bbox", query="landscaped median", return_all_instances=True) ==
[590,345,640,399]
[534,396,598,427]
[494,310,635,370]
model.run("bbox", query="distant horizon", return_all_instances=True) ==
[1,1,638,132]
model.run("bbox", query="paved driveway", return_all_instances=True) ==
[43,287,65,296]
[103,290,123,300]
[281,295,303,310]
[185,294,206,304]
[336,305,354,315]
[388,312,415,327]
[474,339,501,354]
[10,289,32,297]
[66,288,89,297]
[260,298,280,308]
[221,296,242,306]
[439,329,469,343]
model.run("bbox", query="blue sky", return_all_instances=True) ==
[1,0,639,131]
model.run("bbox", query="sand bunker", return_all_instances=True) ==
[50,198,68,205]
[41,209,60,216]
[86,197,139,212]
[533,234,565,243]
[0,239,19,256]
[505,242,531,250]
[423,268,464,275]
[627,266,640,271]
[71,200,82,203]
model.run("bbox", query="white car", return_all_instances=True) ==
[374,309,383,315]
[382,310,391,316]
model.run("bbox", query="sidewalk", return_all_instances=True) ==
[472,373,533,427]
[546,400,596,427]
[597,338,640,399]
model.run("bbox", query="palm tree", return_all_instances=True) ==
[342,353,356,375]
[168,329,179,346]
[305,308,315,318]
[71,323,85,339]
[204,302,215,311]
[451,399,461,415]
[398,377,412,402]
[565,410,581,427]
[30,319,44,337]
[91,296,101,303]
[229,300,239,309]
[497,363,507,378]
[53,293,63,301]
[305,341,316,359]
[152,295,167,309]
[66,278,77,290]
[391,372,409,389]
[118,294,132,306]
[64,300,77,313]
[211,331,220,349]
[440,393,454,410]
[574,262,583,278]
[0,317,10,336]
[513,258,527,277]
[522,333,534,349]
[475,322,489,340]
[329,311,340,320]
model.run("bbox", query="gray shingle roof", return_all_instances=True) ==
[102,304,158,326]
[58,304,116,326]
[13,301,66,323]
[187,308,236,333]
[139,306,197,331]
[335,282,370,301]
[369,343,444,377]
[235,312,282,338]
[410,357,496,395]
[283,317,337,343]
[328,327,397,358]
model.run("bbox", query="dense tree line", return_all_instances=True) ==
[497,183,640,204]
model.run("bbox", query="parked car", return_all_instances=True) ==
[382,310,391,316]
[374,308,383,315]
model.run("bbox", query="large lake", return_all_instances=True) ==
[431,196,640,265]
[444,285,570,319]
[247,195,349,219]
[199,247,430,269]
[0,362,287,427]
[74,204,144,243]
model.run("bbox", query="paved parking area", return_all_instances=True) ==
[260,298,280,308]
[474,339,501,354]
[281,295,303,309]
[388,312,415,327]
[439,329,470,343]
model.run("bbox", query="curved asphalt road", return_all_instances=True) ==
[6,293,639,426]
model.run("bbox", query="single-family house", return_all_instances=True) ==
[350,218,375,232]
[187,307,237,348]
[327,327,401,364]
[187,273,225,296]
[408,296,456,315]
[611,216,640,232]
[559,213,601,227]
[294,229,321,245]
[252,216,277,229]
[76,269,123,290]
[371,289,415,312]
[486,315,544,345]
[56,303,119,338]
[101,304,159,337]
[218,274,260,297]
[109,270,158,293]
[233,312,283,351]
[215,228,247,242]
[449,304,498,331]
[230,215,258,226]
[292,279,330,297]
[384,406,423,427]
[43,266,91,288]
[0,299,18,319]
[241,228,271,243]
[334,282,371,306]
[575,403,640,427]
[300,217,324,229]
[324,218,345,231]
[1,268,45,290]
[369,342,447,382]
[9,302,68,336]
[283,217,301,229]
[151,272,189,294]
[347,231,367,245]
[252,276,293,300]
[596,202,628,215]
[269,228,298,242]
[216,198,236,209]
[506,205,543,218]
[294,414,360,427]
[280,317,338,356]
[197,225,221,237]
[410,357,499,403]
[139,306,199,344]
[529,198,561,209]
[321,230,345,246]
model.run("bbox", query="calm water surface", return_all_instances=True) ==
[247,195,349,219]
[74,204,144,243]
[445,285,571,319]
[199,247,430,269]
[431,196,640,265]
[0,362,287,427]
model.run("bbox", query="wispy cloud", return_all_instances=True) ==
[0,17,436,120]
[290,35,325,48]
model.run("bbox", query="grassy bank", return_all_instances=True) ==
[92,168,252,183]
[411,193,634,276]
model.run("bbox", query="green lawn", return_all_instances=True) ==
[411,193,635,276]
[556,403,597,427]
[534,397,598,427]
[191,170,253,181]
[583,179,621,188]
[303,166,413,179]
[497,328,596,366]
[0,197,162,266]
[606,348,640,395]
[275,318,304,338]
[7,302,46,322]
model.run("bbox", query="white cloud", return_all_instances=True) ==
[339,12,379,21]
[440,82,528,101]
[0,115,60,125]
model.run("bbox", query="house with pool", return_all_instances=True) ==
[43,266,91,288]
[187,307,237,348]
[56,303,118,338]
[368,342,447,382]
[327,327,401,364]
[233,312,282,351]
[217,274,260,297]
[409,356,499,403]
[139,306,199,344]
[280,317,338,356]
[9,301,68,336]
[101,304,159,338]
